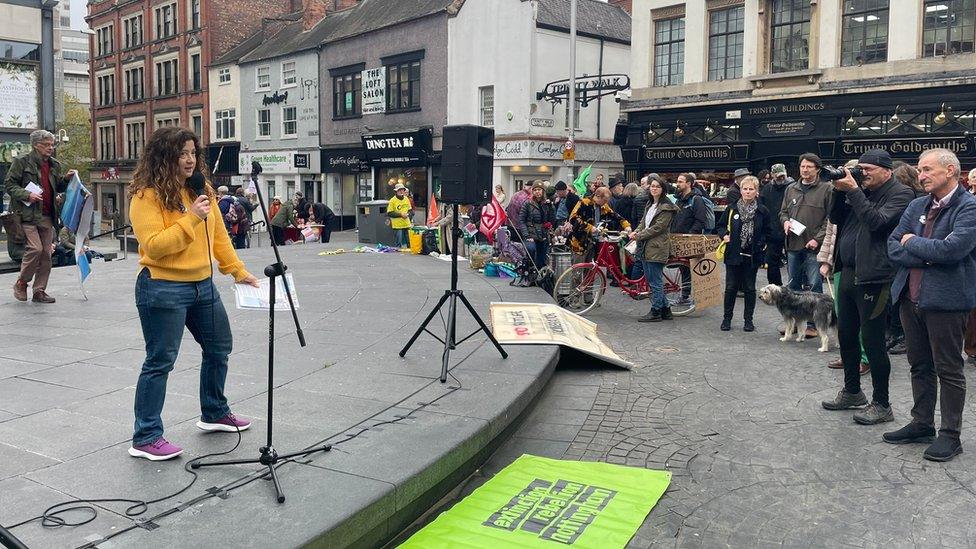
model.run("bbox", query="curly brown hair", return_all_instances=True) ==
[129,126,212,212]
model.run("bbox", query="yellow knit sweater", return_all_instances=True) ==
[129,187,250,282]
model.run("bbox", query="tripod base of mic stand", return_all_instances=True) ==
[191,443,332,503]
[400,288,508,383]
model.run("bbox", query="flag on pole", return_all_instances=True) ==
[479,194,507,244]
[427,192,440,226]
[572,163,593,196]
[59,173,95,288]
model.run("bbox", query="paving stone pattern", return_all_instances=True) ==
[483,287,976,548]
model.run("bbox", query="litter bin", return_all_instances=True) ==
[356,200,398,246]
[550,250,573,296]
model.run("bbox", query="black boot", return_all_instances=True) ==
[743,289,756,332]
[639,308,662,323]
[660,306,673,320]
[721,288,736,331]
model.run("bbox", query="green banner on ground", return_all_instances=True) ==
[399,454,671,549]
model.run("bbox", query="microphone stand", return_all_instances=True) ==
[191,162,330,504]
[0,524,29,549]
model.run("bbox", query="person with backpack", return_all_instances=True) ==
[231,188,255,249]
[217,186,237,233]
[671,173,711,304]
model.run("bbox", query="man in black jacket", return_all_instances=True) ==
[761,164,793,284]
[821,149,915,425]
[671,173,709,234]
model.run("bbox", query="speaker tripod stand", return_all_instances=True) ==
[400,204,508,381]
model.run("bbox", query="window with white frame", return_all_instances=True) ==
[122,15,143,49]
[281,106,297,137]
[256,108,271,138]
[281,61,297,87]
[97,73,115,106]
[189,51,201,91]
[96,25,114,56]
[256,66,270,90]
[124,65,144,101]
[480,86,494,127]
[218,67,231,84]
[155,2,178,39]
[98,124,117,160]
[155,57,178,96]
[124,119,145,159]
[215,109,236,140]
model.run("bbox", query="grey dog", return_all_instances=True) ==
[758,284,837,352]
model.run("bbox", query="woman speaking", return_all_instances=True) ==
[127,127,259,461]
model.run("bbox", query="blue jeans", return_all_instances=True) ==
[133,269,233,446]
[787,250,822,293]
[394,228,409,248]
[525,239,549,270]
[643,261,667,310]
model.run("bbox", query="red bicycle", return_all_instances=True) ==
[554,231,696,316]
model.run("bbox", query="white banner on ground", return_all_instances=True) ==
[489,302,632,369]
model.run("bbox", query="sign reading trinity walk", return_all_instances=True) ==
[484,478,617,544]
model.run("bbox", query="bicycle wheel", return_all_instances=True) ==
[663,260,696,316]
[555,265,606,315]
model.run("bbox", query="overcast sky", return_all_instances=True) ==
[68,0,89,31]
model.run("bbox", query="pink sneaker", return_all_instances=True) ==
[196,413,251,433]
[129,438,183,461]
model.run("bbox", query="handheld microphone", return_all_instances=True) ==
[187,170,207,197]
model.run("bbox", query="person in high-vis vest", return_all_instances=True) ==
[387,183,413,248]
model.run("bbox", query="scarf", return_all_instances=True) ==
[737,199,758,250]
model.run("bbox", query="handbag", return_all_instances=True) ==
[0,211,26,245]
[715,208,734,261]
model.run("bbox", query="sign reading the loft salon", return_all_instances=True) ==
[837,136,972,158]
[0,62,38,129]
[361,67,386,115]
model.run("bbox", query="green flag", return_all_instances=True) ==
[572,164,592,196]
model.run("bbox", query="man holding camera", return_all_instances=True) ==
[821,150,914,424]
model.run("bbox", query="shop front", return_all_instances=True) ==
[493,137,623,195]
[237,149,322,210]
[321,146,370,230]
[89,162,135,231]
[622,84,976,199]
[362,128,436,221]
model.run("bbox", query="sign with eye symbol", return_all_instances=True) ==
[693,258,717,277]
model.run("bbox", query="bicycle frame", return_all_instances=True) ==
[572,241,649,297]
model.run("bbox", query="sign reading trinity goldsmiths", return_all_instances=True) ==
[400,455,671,549]
[645,145,732,161]
[838,136,971,157]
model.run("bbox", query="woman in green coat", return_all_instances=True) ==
[630,179,679,322]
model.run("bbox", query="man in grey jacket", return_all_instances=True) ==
[779,153,833,337]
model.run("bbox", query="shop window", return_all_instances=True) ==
[0,40,39,61]
[708,6,744,81]
[333,72,362,118]
[769,0,811,73]
[654,17,685,86]
[923,0,976,57]
[644,121,739,144]
[385,60,421,112]
[377,167,427,209]
[841,0,889,66]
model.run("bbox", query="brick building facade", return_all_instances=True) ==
[85,0,295,227]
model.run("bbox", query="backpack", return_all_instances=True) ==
[222,197,239,226]
[698,195,716,231]
[233,199,250,233]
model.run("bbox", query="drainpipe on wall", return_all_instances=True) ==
[40,0,58,131]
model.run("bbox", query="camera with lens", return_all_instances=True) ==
[821,165,863,185]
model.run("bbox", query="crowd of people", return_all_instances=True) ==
[495,149,976,463]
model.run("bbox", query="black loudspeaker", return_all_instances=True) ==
[440,124,494,205]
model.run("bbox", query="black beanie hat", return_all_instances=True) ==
[857,149,893,169]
